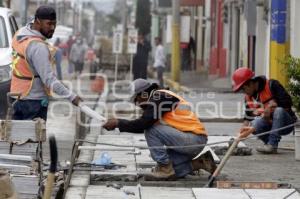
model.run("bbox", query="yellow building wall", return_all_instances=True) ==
[269,41,289,86]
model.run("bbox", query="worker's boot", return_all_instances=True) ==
[148,162,176,180]
[256,144,278,154]
[192,151,217,174]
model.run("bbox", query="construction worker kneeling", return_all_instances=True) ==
[232,67,298,154]
[103,79,216,180]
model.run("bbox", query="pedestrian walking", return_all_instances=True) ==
[103,79,216,180]
[232,67,298,154]
[10,5,81,121]
[133,34,151,80]
[66,35,75,76]
[53,38,63,80]
[69,38,86,77]
[181,36,195,71]
[153,37,166,87]
[85,44,97,79]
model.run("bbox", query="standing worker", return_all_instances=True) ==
[103,79,216,180]
[232,67,297,154]
[132,34,151,80]
[153,37,166,88]
[10,5,81,121]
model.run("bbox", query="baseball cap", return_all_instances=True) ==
[130,79,158,101]
[35,5,56,20]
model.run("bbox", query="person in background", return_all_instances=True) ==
[232,67,297,154]
[133,34,151,80]
[69,38,86,77]
[153,37,166,87]
[85,44,97,79]
[66,35,75,78]
[181,36,196,71]
[53,38,63,80]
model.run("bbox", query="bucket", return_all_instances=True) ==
[295,123,300,161]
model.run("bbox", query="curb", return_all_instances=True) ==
[164,76,191,93]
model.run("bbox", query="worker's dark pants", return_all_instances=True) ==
[145,124,207,178]
[12,99,48,121]
[251,107,294,147]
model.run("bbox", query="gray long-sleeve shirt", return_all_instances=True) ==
[15,23,76,101]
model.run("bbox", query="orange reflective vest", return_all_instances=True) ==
[10,34,56,99]
[245,80,273,115]
[157,90,207,136]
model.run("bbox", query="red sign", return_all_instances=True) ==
[180,0,204,6]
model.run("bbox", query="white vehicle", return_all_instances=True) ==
[48,25,73,45]
[0,7,18,118]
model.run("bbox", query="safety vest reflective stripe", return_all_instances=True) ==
[156,89,207,136]
[10,33,53,98]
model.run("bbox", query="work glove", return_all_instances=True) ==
[103,118,118,131]
[72,96,83,106]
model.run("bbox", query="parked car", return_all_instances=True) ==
[0,7,18,119]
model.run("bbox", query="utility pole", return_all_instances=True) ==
[6,0,11,8]
[171,0,181,82]
[22,0,28,26]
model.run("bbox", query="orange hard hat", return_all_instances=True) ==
[232,67,255,92]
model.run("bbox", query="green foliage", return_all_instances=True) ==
[281,55,300,112]
[135,0,151,36]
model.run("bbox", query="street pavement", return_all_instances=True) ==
[44,62,300,191]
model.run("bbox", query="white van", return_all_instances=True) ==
[0,7,18,118]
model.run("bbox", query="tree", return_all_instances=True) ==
[135,0,151,36]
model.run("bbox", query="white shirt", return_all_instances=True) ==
[153,44,166,68]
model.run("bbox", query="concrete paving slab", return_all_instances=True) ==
[192,188,250,199]
[65,187,86,199]
[86,185,194,199]
[245,189,300,199]
[86,185,139,199]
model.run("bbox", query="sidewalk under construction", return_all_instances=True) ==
[41,71,300,199]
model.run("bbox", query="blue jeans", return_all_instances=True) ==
[251,107,294,147]
[145,124,207,177]
[12,99,48,121]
